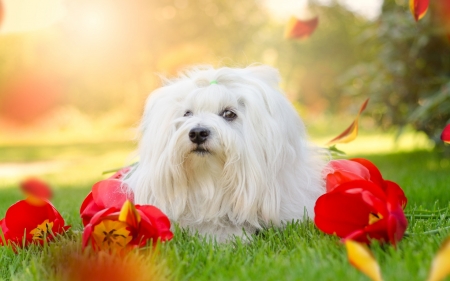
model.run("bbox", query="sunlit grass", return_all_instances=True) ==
[0,125,449,280]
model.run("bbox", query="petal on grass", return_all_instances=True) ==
[327,98,369,146]
[284,16,318,40]
[427,236,450,281]
[441,124,450,144]
[345,240,383,281]
[409,0,429,21]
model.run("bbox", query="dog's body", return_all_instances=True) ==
[125,65,325,242]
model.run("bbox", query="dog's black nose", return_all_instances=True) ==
[189,127,210,144]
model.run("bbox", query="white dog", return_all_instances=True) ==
[124,65,325,242]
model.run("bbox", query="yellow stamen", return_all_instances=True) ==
[92,219,133,251]
[30,219,54,240]
[369,213,383,225]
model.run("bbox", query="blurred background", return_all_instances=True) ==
[0,0,448,184]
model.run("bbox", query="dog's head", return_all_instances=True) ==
[126,65,320,227]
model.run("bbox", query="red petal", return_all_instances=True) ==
[85,207,120,227]
[350,158,386,191]
[136,205,173,244]
[325,160,371,192]
[441,124,450,144]
[20,178,53,200]
[92,179,132,210]
[284,16,318,40]
[385,181,408,210]
[410,0,429,21]
[82,223,94,249]
[80,192,104,227]
[327,98,369,145]
[387,209,408,246]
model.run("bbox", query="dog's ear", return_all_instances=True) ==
[242,65,281,88]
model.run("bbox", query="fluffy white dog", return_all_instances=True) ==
[124,65,325,242]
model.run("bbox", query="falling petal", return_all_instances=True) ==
[327,98,369,146]
[345,240,383,281]
[284,16,318,40]
[427,236,450,281]
[441,124,450,144]
[118,200,141,229]
[409,0,429,22]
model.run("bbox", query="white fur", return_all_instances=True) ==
[124,65,325,242]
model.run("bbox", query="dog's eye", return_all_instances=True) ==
[221,110,237,121]
[184,111,193,117]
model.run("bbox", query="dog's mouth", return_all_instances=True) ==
[192,146,210,156]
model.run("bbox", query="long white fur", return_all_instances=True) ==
[124,65,325,242]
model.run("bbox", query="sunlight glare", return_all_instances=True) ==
[0,0,66,34]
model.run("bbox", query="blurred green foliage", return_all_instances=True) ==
[339,1,450,142]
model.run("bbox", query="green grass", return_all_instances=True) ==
[1,140,450,281]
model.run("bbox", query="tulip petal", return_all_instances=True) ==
[385,181,408,210]
[118,200,141,229]
[441,124,450,144]
[350,158,386,191]
[80,193,105,226]
[284,16,318,40]
[20,178,53,200]
[92,179,131,210]
[345,240,383,281]
[325,159,371,192]
[409,0,429,22]
[327,98,369,146]
[427,236,450,281]
[137,205,173,243]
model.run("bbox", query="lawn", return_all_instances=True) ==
[0,138,449,281]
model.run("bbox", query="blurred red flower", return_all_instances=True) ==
[82,200,173,252]
[80,167,134,226]
[20,177,53,200]
[315,159,408,246]
[0,198,70,247]
[441,124,450,144]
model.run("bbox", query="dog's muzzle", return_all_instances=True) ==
[189,127,210,145]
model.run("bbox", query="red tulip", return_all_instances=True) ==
[315,159,408,246]
[0,198,70,247]
[441,124,450,144]
[82,200,173,252]
[80,167,134,226]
